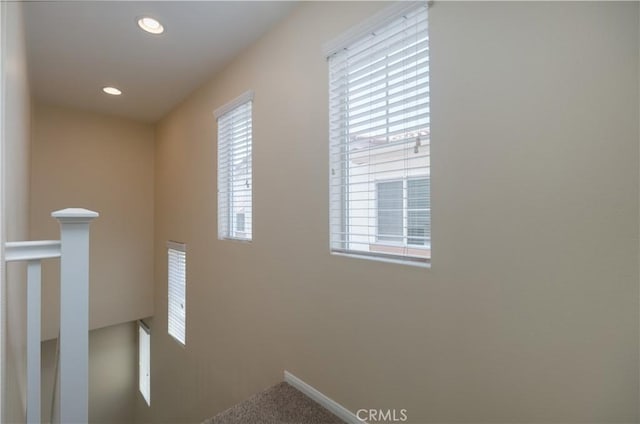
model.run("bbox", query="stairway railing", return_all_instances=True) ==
[5,208,98,424]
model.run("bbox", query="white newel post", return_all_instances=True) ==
[52,208,99,424]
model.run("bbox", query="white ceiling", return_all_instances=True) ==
[24,1,295,123]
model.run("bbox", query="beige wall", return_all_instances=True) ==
[430,3,638,420]
[150,2,639,422]
[3,1,32,422]
[41,322,137,424]
[30,103,155,341]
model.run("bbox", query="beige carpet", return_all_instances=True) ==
[202,382,346,424]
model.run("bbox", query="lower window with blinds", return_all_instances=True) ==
[328,3,431,264]
[167,241,186,345]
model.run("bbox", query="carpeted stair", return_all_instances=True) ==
[202,382,346,424]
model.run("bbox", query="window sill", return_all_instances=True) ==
[219,237,252,244]
[369,243,430,257]
[331,251,431,269]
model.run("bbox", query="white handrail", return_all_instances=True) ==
[4,208,98,424]
[5,240,61,262]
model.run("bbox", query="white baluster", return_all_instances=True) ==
[26,260,41,424]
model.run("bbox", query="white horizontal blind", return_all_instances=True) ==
[217,95,253,241]
[329,3,430,263]
[138,321,150,405]
[167,242,186,345]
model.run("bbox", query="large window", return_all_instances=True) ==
[216,91,253,241]
[167,241,186,345]
[328,3,430,263]
[138,321,150,405]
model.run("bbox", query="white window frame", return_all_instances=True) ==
[326,2,431,265]
[215,90,254,242]
[138,320,150,406]
[167,241,186,346]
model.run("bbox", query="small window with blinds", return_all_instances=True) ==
[167,241,186,345]
[215,91,253,241]
[328,3,430,264]
[138,321,151,405]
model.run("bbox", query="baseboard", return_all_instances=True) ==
[284,370,365,424]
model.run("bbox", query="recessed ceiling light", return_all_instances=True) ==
[137,17,164,35]
[102,86,122,96]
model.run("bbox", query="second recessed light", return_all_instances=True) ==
[137,17,164,35]
[103,86,122,96]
